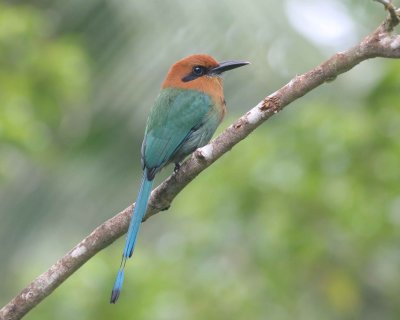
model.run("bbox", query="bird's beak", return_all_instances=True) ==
[209,60,250,75]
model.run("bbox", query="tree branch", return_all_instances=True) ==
[374,0,400,29]
[2,2,400,319]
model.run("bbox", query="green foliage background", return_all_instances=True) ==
[1,1,400,319]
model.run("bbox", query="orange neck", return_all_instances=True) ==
[163,76,225,108]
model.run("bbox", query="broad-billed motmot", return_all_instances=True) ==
[111,54,249,303]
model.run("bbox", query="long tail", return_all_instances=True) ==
[110,171,153,303]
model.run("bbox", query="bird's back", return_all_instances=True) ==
[141,87,222,176]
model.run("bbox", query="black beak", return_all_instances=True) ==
[209,60,250,75]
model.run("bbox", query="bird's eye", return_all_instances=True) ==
[192,66,206,76]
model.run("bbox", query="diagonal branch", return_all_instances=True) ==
[1,2,400,319]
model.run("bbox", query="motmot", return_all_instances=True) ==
[111,54,249,303]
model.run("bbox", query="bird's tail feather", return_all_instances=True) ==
[110,172,153,303]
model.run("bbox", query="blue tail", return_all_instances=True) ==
[110,172,153,303]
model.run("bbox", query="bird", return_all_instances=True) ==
[110,54,249,303]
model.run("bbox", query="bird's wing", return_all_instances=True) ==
[142,88,214,175]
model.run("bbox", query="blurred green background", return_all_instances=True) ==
[1,0,400,319]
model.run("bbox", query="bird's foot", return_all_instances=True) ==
[173,162,181,174]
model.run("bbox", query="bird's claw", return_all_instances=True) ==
[173,163,181,174]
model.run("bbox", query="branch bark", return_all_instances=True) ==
[2,2,400,319]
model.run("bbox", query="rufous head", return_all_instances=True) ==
[162,54,249,102]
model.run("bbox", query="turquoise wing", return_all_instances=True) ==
[142,88,220,177]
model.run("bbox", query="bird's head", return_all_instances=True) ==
[162,54,249,99]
